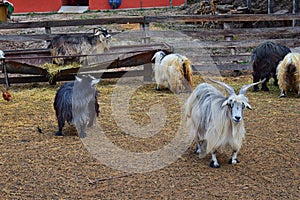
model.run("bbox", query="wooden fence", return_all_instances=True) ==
[0,14,300,85]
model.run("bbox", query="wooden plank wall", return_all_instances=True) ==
[0,14,300,84]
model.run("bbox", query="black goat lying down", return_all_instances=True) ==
[251,41,291,91]
[54,75,100,138]
[49,27,111,65]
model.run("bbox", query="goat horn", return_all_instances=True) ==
[208,78,236,95]
[239,78,266,95]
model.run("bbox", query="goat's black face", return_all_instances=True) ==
[100,29,111,40]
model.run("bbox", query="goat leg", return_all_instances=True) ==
[252,73,260,92]
[229,151,240,164]
[155,85,160,91]
[210,151,220,168]
[55,118,64,136]
[196,140,207,159]
[273,75,279,86]
[78,124,87,138]
[280,90,287,98]
[261,76,270,91]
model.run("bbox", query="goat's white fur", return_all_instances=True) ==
[276,52,300,97]
[185,79,263,167]
[152,51,193,94]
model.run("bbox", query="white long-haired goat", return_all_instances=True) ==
[152,51,193,94]
[185,78,264,168]
[276,52,300,98]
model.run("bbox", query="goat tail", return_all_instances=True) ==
[182,58,193,92]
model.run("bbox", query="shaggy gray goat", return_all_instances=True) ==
[54,75,100,138]
[49,27,111,65]
[185,78,264,168]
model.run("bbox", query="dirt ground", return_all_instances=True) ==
[0,75,299,199]
[0,4,299,200]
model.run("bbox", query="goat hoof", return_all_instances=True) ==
[229,158,239,164]
[279,94,286,98]
[55,132,62,136]
[210,161,220,168]
[261,87,269,91]
[79,132,86,138]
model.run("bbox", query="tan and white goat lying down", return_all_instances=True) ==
[152,51,193,94]
[277,52,300,98]
[185,79,264,168]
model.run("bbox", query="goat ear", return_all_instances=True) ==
[91,79,100,86]
[75,76,82,82]
[222,99,229,107]
[245,102,253,110]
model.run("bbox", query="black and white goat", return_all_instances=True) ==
[54,75,100,138]
[49,27,111,65]
[185,79,264,168]
[251,41,291,91]
[152,51,193,94]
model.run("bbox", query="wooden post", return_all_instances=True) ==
[293,0,299,27]
[2,60,10,88]
[45,26,51,34]
[246,0,251,13]
[45,26,51,42]
[268,0,273,14]
[140,22,153,82]
[224,22,239,76]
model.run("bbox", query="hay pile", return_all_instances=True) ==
[40,63,81,83]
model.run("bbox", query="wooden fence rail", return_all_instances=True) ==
[0,14,299,30]
[1,14,300,85]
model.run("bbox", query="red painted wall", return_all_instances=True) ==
[90,0,184,10]
[9,0,184,13]
[10,0,61,13]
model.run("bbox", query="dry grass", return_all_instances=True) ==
[0,75,299,199]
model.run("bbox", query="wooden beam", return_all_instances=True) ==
[182,26,300,37]
[193,63,252,71]
[1,26,300,43]
[0,16,145,29]
[0,14,300,30]
[166,38,300,49]
[144,14,300,23]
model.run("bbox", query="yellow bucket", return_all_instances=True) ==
[0,4,7,22]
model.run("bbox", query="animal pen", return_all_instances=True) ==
[1,14,300,87]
